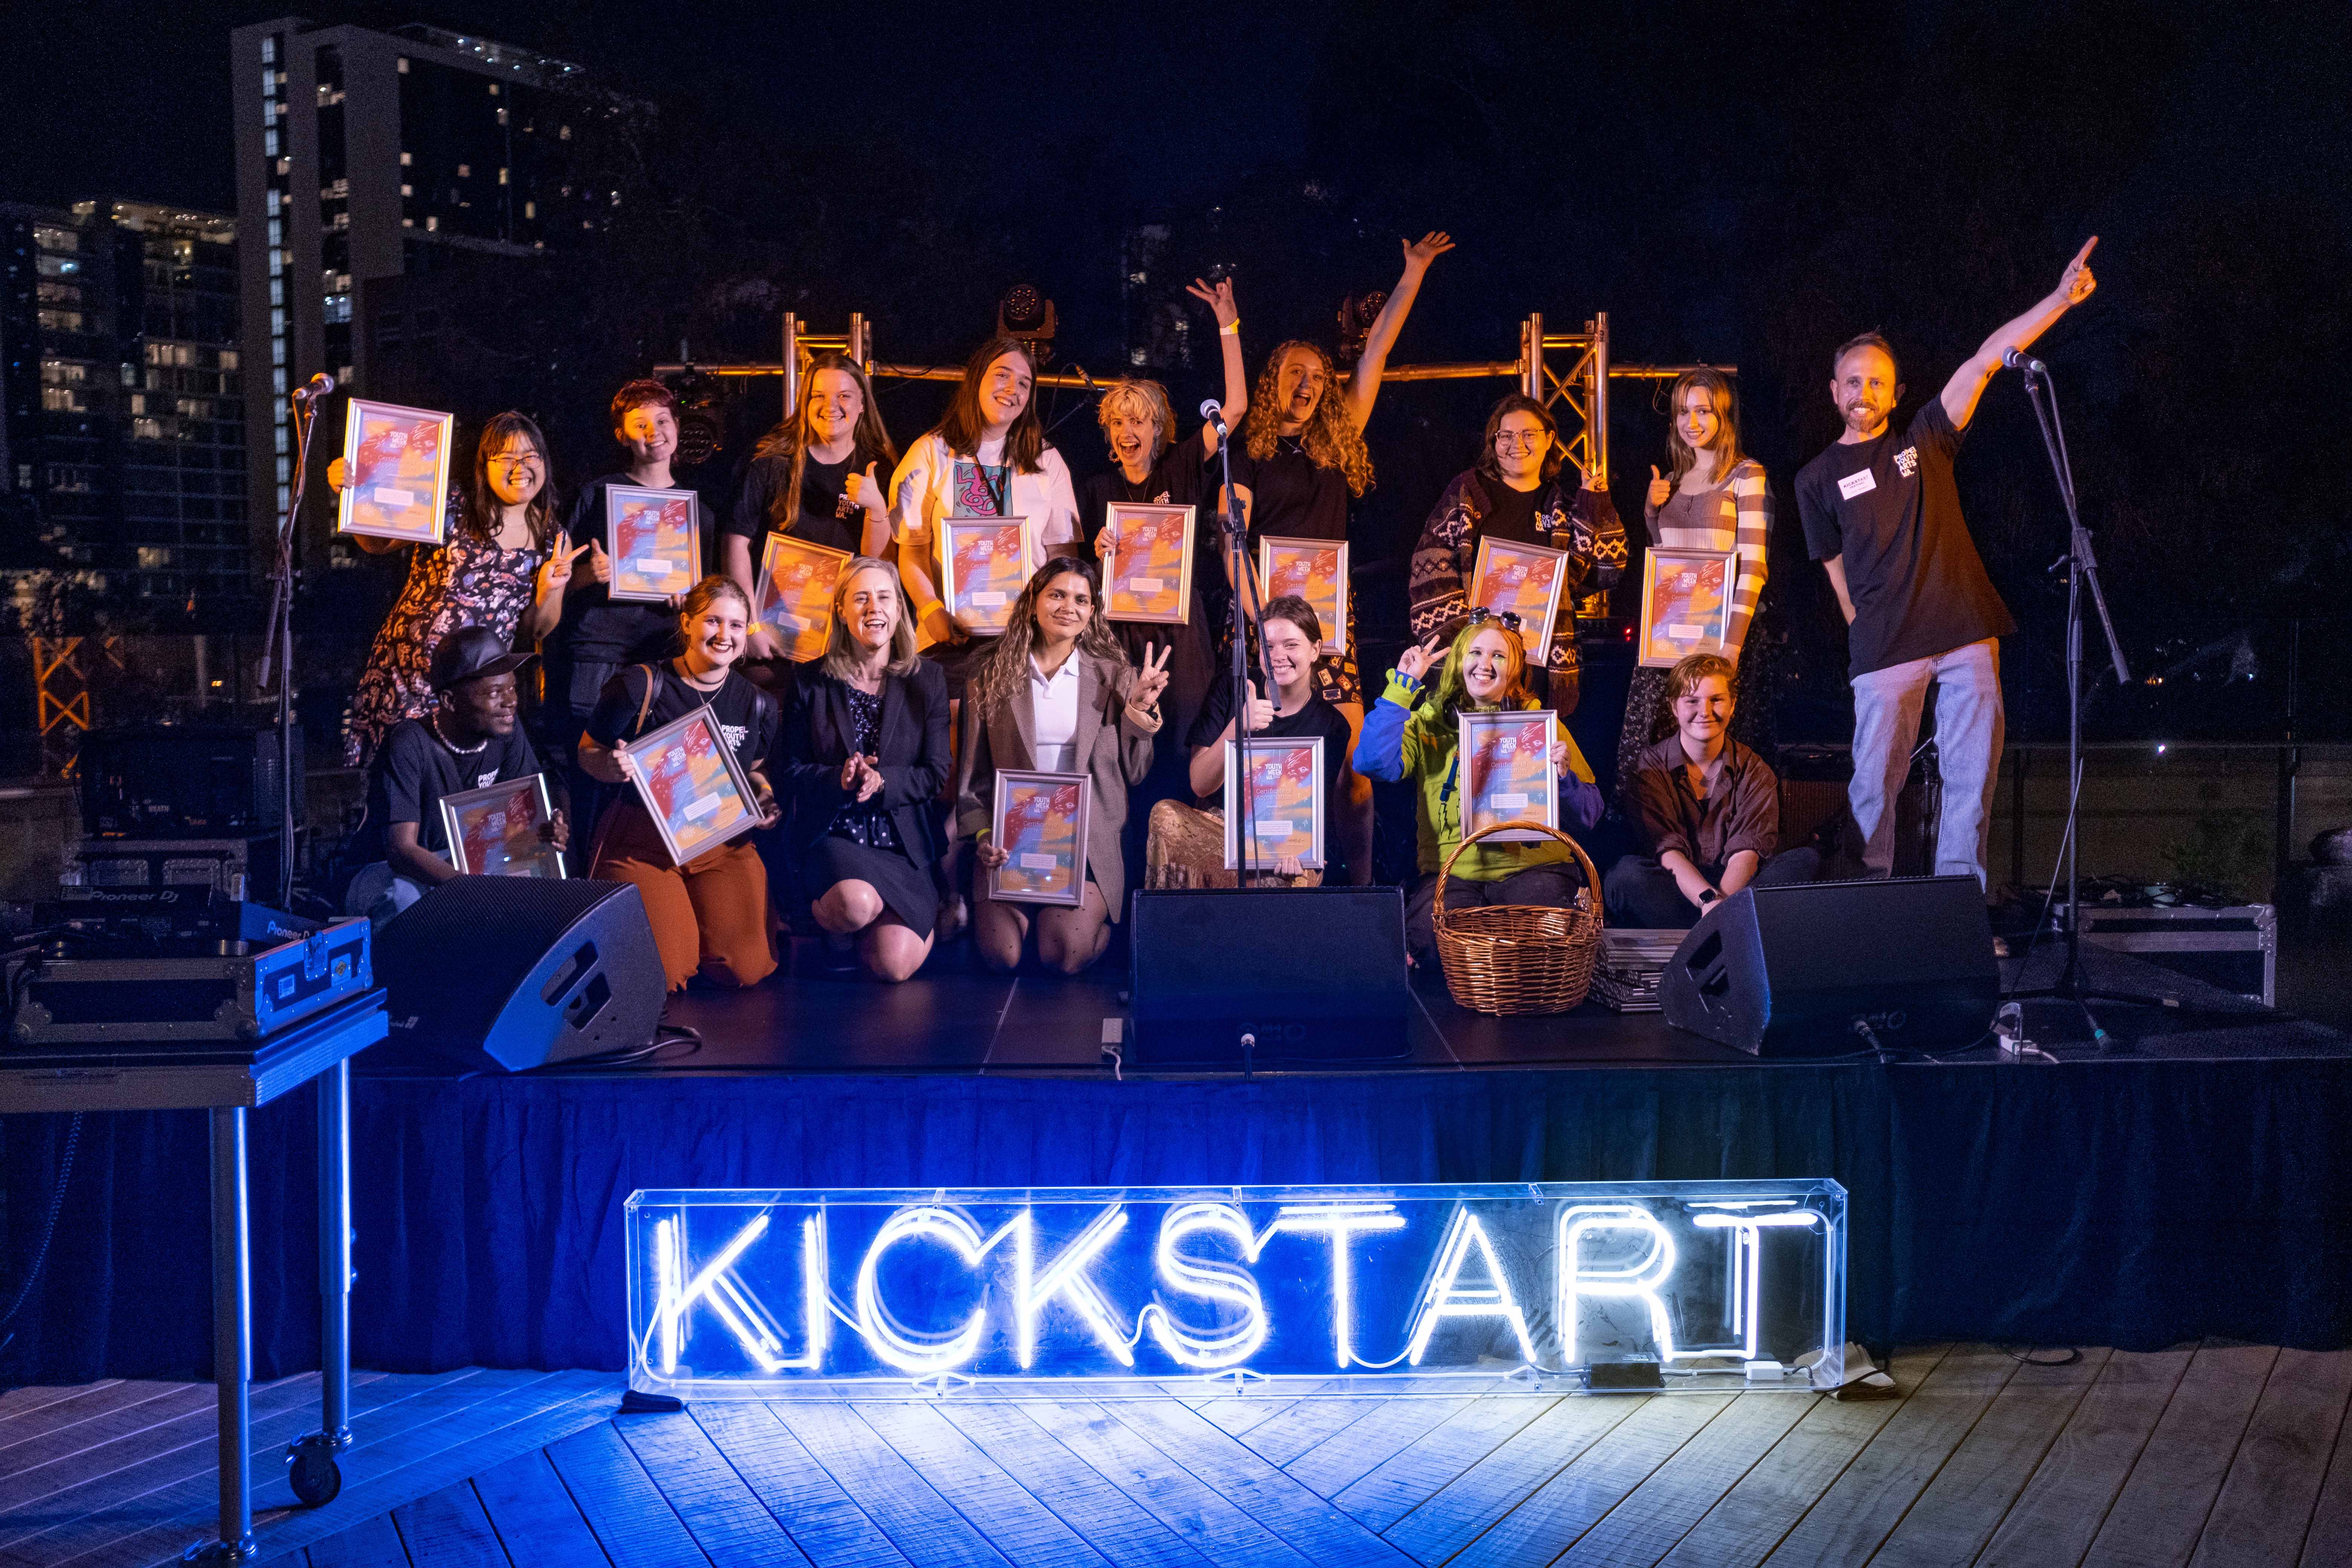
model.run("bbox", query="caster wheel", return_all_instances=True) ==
[288,1445,342,1507]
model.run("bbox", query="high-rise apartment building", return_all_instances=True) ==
[0,199,247,612]
[229,19,617,560]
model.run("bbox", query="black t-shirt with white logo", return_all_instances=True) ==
[586,663,778,776]
[1796,398,2014,677]
[361,716,542,861]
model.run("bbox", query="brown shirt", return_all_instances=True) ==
[1628,737,1779,869]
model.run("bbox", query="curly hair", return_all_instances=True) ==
[1241,341,1373,497]
[968,556,1130,718]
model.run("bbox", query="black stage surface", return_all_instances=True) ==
[7,940,2349,1387]
[647,938,2341,1073]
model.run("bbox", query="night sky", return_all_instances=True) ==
[13,0,2351,737]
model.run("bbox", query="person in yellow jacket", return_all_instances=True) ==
[1354,613,1603,968]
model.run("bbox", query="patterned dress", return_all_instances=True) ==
[342,511,547,766]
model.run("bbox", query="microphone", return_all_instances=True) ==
[1199,398,1228,439]
[292,371,337,403]
[2001,348,2045,375]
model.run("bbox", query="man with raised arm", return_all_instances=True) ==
[1798,238,2098,887]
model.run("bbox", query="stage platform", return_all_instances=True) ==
[5,944,2349,1387]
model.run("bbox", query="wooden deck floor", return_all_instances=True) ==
[2,1344,2347,1566]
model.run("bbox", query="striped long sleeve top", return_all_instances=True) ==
[1644,457,1770,658]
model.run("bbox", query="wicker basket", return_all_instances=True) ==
[1433,821,1604,1015]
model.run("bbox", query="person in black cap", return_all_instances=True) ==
[345,626,567,924]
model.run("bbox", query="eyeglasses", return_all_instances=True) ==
[1493,431,1549,451]
[487,454,541,471]
[1465,607,1523,632]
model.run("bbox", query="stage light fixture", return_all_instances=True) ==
[996,284,1058,362]
[1336,290,1387,364]
[661,366,726,468]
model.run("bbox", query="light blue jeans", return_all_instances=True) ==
[1849,639,2004,886]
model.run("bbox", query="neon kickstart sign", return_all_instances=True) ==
[625,1181,1845,1398]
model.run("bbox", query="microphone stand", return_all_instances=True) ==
[2001,360,2157,1046]
[1212,421,1277,885]
[258,387,324,910]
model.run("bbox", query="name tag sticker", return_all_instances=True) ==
[1668,624,1703,640]
[1255,821,1294,837]
[970,591,1007,608]
[1493,793,1531,810]
[372,487,415,508]
[635,559,678,576]
[683,794,720,821]
[1017,852,1059,871]
[1836,469,1878,501]
[1131,577,1164,593]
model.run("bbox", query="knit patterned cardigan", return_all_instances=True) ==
[1406,470,1628,677]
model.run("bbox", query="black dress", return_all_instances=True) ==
[781,660,953,938]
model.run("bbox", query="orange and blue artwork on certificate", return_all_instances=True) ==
[643,712,751,861]
[949,522,1030,634]
[1107,504,1192,623]
[340,401,452,543]
[451,779,561,879]
[757,535,850,662]
[1241,744,1320,865]
[1641,550,1732,666]
[1472,539,1565,645]
[1260,538,1346,654]
[610,490,700,602]
[1464,715,1555,839]
[999,779,1082,900]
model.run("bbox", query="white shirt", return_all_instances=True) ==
[887,431,1081,628]
[1029,653,1083,775]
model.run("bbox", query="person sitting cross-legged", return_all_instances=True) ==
[1604,652,1820,929]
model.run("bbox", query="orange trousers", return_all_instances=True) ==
[590,804,776,991]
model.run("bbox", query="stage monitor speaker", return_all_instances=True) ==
[374,877,666,1071]
[1129,887,1412,1066]
[1658,875,1998,1058]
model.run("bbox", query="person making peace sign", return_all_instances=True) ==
[956,556,1167,975]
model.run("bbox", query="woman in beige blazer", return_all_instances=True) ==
[957,556,1171,973]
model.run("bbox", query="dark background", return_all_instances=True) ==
[11,0,2349,743]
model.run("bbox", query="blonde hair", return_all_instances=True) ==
[1095,379,1173,466]
[1242,341,1373,497]
[821,557,921,681]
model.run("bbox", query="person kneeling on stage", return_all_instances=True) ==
[1605,653,1820,928]
[959,556,1170,974]
[578,577,782,991]
[345,626,565,925]
[779,558,951,982]
[1355,614,1604,969]
[1145,595,1354,888]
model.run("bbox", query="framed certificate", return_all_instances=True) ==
[989,769,1090,906]
[941,517,1038,636]
[439,773,565,880]
[1458,710,1558,844]
[336,399,453,544]
[607,487,701,603]
[1258,536,1348,656]
[1470,536,1570,652]
[1222,735,1326,870]
[1638,548,1736,668]
[625,703,761,865]
[1104,503,1194,625]
[755,533,852,663]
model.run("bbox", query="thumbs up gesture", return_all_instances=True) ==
[848,461,887,519]
[586,537,613,585]
[1243,680,1276,734]
[1647,464,1672,511]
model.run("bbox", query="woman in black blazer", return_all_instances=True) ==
[780,558,952,980]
